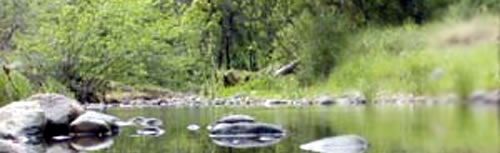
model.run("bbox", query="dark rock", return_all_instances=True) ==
[211,135,285,149]
[316,96,335,106]
[69,111,119,136]
[274,60,300,76]
[264,100,289,107]
[300,135,368,153]
[141,118,163,127]
[208,114,255,130]
[215,114,255,125]
[210,122,285,136]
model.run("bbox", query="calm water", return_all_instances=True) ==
[93,106,499,153]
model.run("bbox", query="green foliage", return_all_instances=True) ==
[1,0,498,102]
[0,70,33,105]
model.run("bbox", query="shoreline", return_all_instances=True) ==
[86,90,500,110]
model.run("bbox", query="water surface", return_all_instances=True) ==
[96,106,499,153]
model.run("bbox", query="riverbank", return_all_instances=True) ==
[86,89,500,110]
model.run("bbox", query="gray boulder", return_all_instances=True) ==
[0,140,45,153]
[300,135,368,153]
[27,93,85,126]
[469,90,500,105]
[0,101,46,141]
[69,111,119,136]
[0,140,25,153]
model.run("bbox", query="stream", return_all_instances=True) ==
[67,105,500,153]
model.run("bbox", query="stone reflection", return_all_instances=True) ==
[208,114,286,149]
[300,135,368,153]
[211,134,285,149]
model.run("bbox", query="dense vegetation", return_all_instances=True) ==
[0,0,499,104]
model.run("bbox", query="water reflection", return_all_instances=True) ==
[300,135,368,153]
[69,136,114,151]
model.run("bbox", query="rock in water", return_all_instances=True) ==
[316,96,335,106]
[215,115,256,124]
[142,118,163,127]
[70,111,119,136]
[300,135,368,153]
[0,101,46,142]
[210,122,285,137]
[0,139,45,153]
[208,114,256,131]
[28,93,85,125]
[264,100,289,107]
[187,124,200,131]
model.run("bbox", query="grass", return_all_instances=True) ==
[217,13,500,101]
[0,70,34,105]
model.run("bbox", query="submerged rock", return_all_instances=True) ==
[70,111,119,136]
[300,135,368,153]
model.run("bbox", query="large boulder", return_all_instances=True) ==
[69,111,119,136]
[0,140,45,153]
[0,101,46,142]
[27,93,85,126]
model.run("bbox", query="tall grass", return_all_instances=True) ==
[218,13,499,100]
[0,70,33,105]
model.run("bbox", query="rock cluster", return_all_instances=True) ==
[208,114,286,149]
[0,93,122,152]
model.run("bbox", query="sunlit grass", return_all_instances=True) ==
[218,14,499,101]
